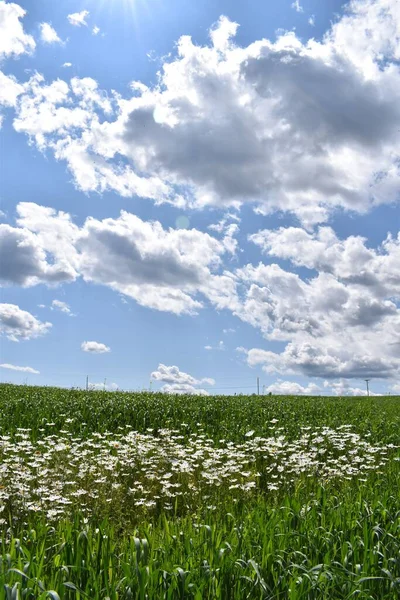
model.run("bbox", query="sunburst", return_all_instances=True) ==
[89,0,158,35]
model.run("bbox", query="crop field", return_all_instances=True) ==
[0,385,399,599]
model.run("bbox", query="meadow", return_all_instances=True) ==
[0,384,399,599]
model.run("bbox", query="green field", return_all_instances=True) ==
[0,384,399,599]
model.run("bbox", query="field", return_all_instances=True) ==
[0,385,399,599]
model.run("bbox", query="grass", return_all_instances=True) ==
[1,384,399,443]
[0,384,399,599]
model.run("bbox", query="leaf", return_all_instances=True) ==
[62,582,78,591]
[7,568,29,580]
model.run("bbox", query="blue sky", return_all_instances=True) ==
[0,0,399,396]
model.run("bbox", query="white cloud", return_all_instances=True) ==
[0,363,39,374]
[234,221,400,380]
[76,210,229,315]
[291,0,303,13]
[263,378,382,396]
[325,379,382,396]
[89,381,118,391]
[204,340,225,351]
[0,71,24,107]
[11,74,112,151]
[249,225,400,299]
[67,10,89,27]
[241,335,399,381]
[308,15,315,26]
[39,23,62,45]
[0,303,52,341]
[160,383,210,395]
[62,62,72,68]
[5,202,238,316]
[0,221,77,286]
[81,341,110,354]
[151,363,214,394]
[0,2,35,59]
[3,200,399,381]
[92,25,100,36]
[208,212,240,233]
[6,3,400,225]
[265,380,320,395]
[51,299,72,314]
[326,0,400,79]
[208,214,240,255]
[223,328,235,334]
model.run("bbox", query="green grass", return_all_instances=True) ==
[1,384,399,443]
[0,384,399,599]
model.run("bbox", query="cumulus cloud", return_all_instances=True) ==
[10,74,113,153]
[241,339,399,381]
[62,62,72,68]
[89,381,118,391]
[0,2,35,59]
[245,226,400,333]
[81,341,110,354]
[208,214,240,255]
[3,2,400,226]
[76,210,229,315]
[39,23,62,45]
[0,363,39,374]
[67,10,89,27]
[250,225,400,299]
[0,303,52,341]
[92,25,100,36]
[325,379,382,397]
[265,380,320,395]
[151,363,215,394]
[51,299,72,314]
[2,199,399,380]
[0,71,24,108]
[3,202,238,316]
[160,383,210,395]
[263,377,382,396]
[0,222,77,286]
[233,218,400,381]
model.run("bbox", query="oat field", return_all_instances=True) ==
[0,384,399,599]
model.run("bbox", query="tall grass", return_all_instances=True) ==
[0,384,399,443]
[0,385,399,599]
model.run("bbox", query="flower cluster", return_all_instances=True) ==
[0,424,397,523]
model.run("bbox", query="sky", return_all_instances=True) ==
[0,0,399,397]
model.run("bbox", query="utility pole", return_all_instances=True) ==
[257,377,260,395]
[86,375,89,391]
[365,379,370,397]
